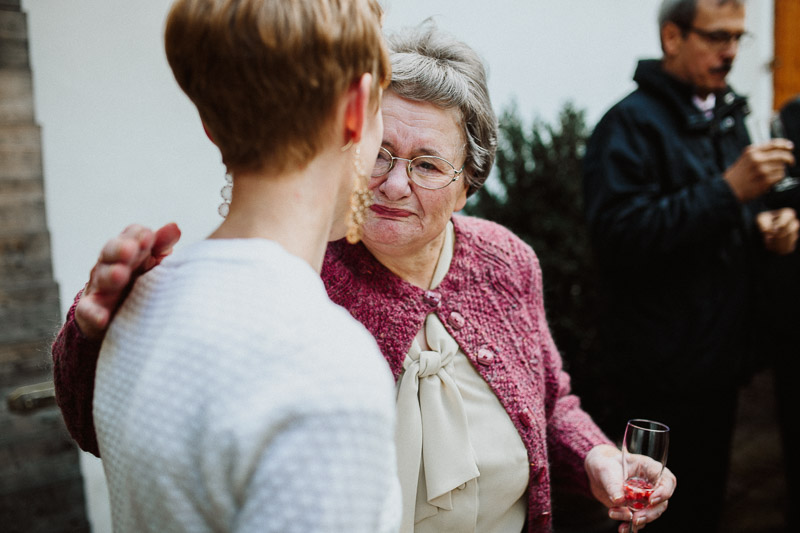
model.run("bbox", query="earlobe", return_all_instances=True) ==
[454,182,469,212]
[661,22,682,57]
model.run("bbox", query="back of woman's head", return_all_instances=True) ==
[165,0,390,175]
[387,21,497,196]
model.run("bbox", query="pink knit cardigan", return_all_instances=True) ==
[51,214,610,532]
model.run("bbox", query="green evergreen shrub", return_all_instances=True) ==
[465,101,603,399]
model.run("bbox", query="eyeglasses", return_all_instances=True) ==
[372,146,464,190]
[686,26,752,49]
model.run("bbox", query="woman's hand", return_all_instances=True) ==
[76,223,181,340]
[584,444,677,532]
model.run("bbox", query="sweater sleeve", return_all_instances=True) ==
[52,290,103,457]
[532,257,612,494]
[542,325,612,494]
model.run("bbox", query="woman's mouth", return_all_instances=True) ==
[370,204,413,218]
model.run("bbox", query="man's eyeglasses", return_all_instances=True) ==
[372,147,464,190]
[686,26,752,49]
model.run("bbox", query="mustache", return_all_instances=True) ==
[710,62,733,74]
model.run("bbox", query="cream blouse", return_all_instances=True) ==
[395,221,530,533]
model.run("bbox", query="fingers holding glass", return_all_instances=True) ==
[622,419,669,532]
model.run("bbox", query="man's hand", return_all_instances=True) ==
[585,444,677,532]
[756,208,799,255]
[724,140,795,202]
[75,223,181,340]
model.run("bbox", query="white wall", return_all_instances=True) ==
[19,1,774,531]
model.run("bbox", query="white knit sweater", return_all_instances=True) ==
[94,238,400,533]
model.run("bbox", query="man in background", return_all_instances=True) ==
[583,0,796,530]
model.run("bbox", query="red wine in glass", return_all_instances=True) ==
[622,419,669,532]
[623,476,654,510]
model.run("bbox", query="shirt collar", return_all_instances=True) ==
[692,93,716,119]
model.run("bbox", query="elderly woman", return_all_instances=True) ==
[52,23,675,533]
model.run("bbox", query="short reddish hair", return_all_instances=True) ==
[165,0,390,174]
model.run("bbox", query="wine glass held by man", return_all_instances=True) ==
[53,22,675,533]
[767,113,799,192]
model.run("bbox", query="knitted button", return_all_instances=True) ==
[476,348,495,366]
[422,291,441,308]
[519,407,534,428]
[447,311,465,330]
[533,511,551,526]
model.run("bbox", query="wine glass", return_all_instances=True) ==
[768,114,799,192]
[622,419,669,533]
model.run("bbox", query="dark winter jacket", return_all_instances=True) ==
[583,59,760,391]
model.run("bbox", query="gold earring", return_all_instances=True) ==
[346,145,373,244]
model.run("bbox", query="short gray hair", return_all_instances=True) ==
[658,0,744,30]
[386,21,497,196]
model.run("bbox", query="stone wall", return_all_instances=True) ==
[0,1,90,531]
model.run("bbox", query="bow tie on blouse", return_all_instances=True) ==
[395,314,480,532]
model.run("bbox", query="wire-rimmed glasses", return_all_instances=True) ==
[372,146,464,190]
[686,26,752,50]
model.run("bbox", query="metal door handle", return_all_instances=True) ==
[6,381,56,413]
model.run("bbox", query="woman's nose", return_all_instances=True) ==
[377,163,412,200]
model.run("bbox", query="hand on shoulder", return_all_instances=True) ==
[76,223,181,340]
